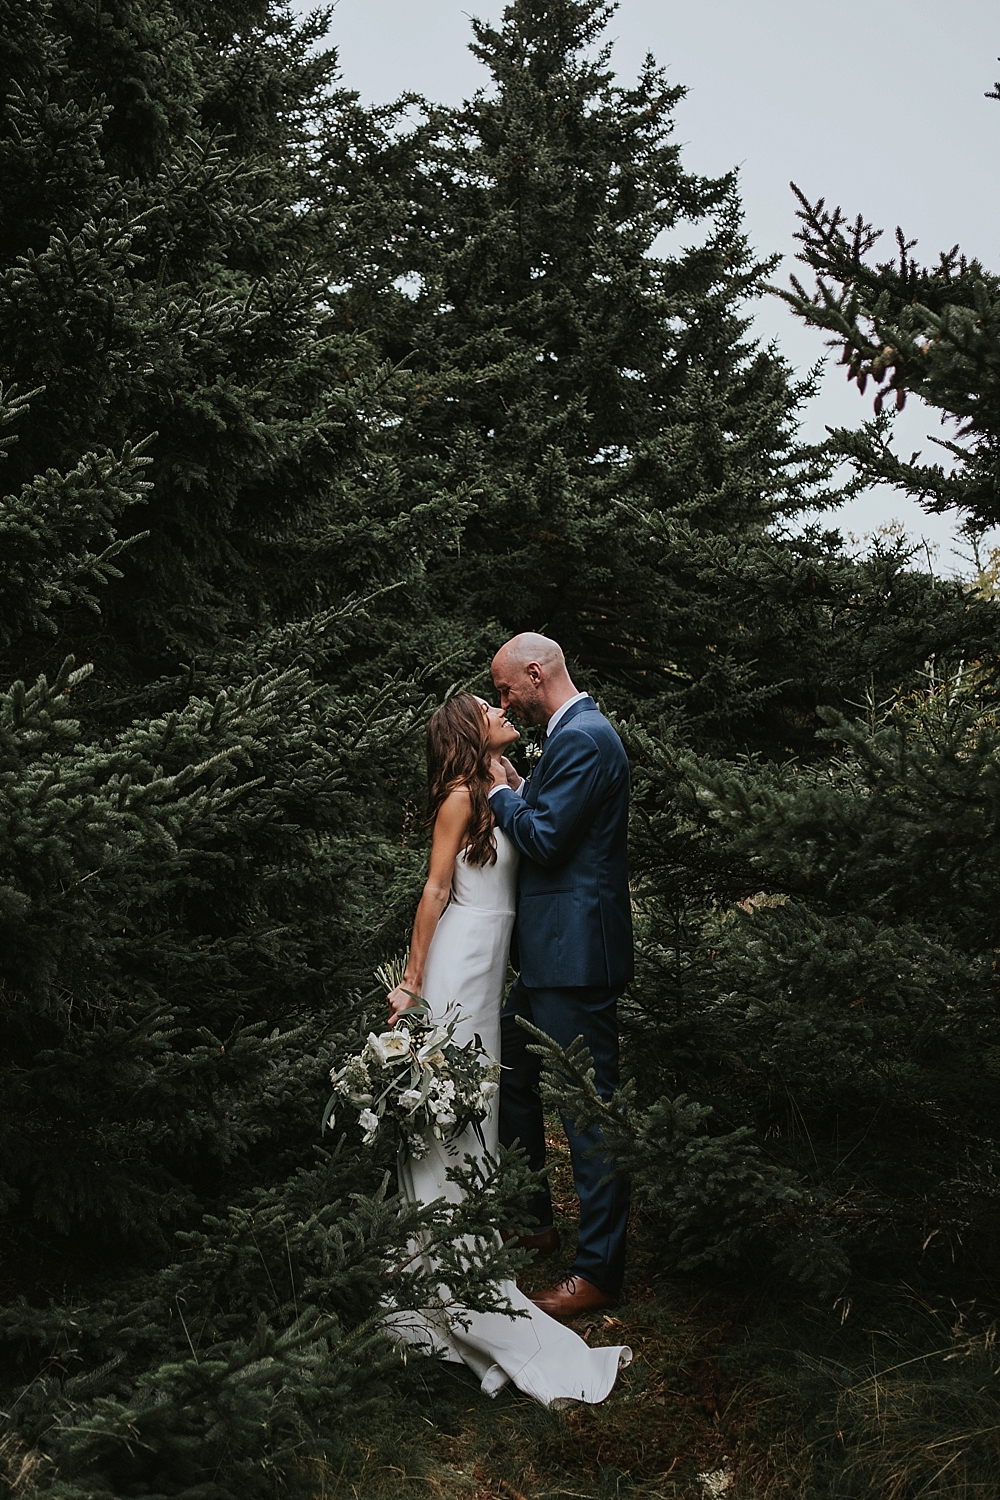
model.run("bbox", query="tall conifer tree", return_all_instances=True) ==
[320,0,803,648]
[0,7,527,1493]
[519,70,1000,1295]
[317,0,995,753]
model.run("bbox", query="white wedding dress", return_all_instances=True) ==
[384,826,631,1407]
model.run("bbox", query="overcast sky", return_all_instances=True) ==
[306,0,1000,568]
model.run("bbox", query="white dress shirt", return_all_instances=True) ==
[544,691,589,737]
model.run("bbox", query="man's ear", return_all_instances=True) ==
[526,663,543,685]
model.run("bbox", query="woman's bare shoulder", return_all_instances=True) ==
[442,782,472,803]
[430,785,473,852]
[435,783,472,824]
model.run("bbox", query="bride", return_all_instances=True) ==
[382,692,631,1406]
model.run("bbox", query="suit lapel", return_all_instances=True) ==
[524,696,596,804]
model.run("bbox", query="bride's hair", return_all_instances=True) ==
[425,692,497,867]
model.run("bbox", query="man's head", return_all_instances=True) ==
[491,632,579,727]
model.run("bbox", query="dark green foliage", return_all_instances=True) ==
[568,669,1000,1293]
[317,0,998,761]
[4,0,1000,1493]
[0,0,442,676]
[0,1146,538,1499]
[0,0,437,1274]
[317,0,825,671]
[612,510,1000,753]
[0,2,534,1494]
[0,390,149,649]
[779,153,1000,533]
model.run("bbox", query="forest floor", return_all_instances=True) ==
[323,1134,1000,1500]
[328,1132,801,1500]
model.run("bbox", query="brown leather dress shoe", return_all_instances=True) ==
[530,1274,615,1320]
[500,1225,560,1256]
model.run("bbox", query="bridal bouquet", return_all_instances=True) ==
[323,972,501,1159]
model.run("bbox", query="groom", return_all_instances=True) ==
[488,633,632,1318]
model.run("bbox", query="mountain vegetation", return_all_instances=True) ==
[1,1,998,1496]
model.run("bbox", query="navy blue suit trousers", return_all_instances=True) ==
[499,976,630,1295]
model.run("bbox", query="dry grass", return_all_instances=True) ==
[0,1431,49,1498]
[313,1131,1000,1500]
[319,1125,766,1500]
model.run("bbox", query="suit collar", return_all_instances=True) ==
[547,693,596,735]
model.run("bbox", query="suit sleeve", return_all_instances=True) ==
[490,728,605,867]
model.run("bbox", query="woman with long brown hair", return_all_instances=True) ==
[386,692,518,1022]
[381,691,631,1407]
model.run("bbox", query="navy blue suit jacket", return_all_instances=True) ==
[490,696,633,989]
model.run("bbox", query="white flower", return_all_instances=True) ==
[366,1031,411,1065]
[431,1082,456,1124]
[479,1080,498,1100]
[417,1029,449,1062]
[358,1107,379,1135]
[364,1033,385,1063]
[398,1087,423,1111]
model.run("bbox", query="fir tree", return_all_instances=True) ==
[320,0,811,662]
[0,3,530,1493]
[779,79,1000,540]
[0,0,460,683]
[524,662,1000,1291]
[318,0,997,756]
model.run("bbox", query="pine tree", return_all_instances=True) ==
[0,4,532,1492]
[319,0,805,654]
[522,658,1000,1294]
[0,0,402,1267]
[0,0,462,684]
[779,86,1000,539]
[316,0,998,757]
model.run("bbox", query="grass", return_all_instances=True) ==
[749,1291,1000,1499]
[317,1126,1000,1500]
[321,1130,759,1500]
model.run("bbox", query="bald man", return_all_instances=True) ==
[489,633,632,1318]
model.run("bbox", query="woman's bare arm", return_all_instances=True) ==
[386,787,470,1025]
